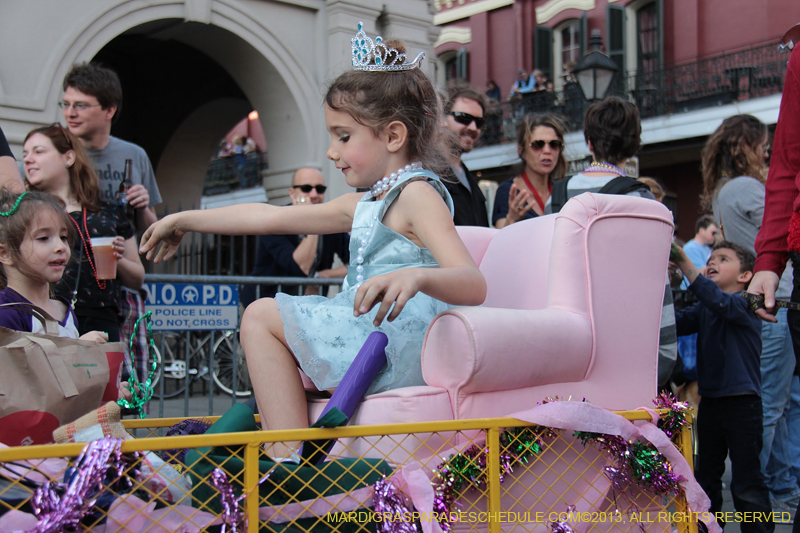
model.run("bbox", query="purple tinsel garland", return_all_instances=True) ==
[26,438,124,533]
[373,477,419,533]
[210,467,247,533]
[549,505,578,533]
[653,391,690,440]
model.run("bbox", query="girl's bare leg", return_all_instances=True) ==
[240,298,308,457]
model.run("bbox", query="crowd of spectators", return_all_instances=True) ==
[438,75,798,526]
[0,41,798,530]
[210,134,263,191]
[474,65,584,144]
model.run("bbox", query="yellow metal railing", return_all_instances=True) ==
[0,410,696,533]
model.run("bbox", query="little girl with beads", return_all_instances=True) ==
[0,189,107,341]
[140,26,487,456]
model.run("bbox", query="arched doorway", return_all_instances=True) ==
[51,2,323,212]
[93,30,252,212]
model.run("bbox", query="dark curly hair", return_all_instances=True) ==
[700,114,767,211]
[582,97,641,165]
[713,240,755,275]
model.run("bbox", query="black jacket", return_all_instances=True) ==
[443,162,489,227]
[675,275,762,398]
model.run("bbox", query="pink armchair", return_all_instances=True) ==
[308,193,674,440]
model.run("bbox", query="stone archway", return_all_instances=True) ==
[44,0,324,210]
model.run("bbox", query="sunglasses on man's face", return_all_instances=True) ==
[529,140,564,150]
[292,184,327,194]
[449,111,486,129]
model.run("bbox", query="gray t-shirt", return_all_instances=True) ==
[544,171,655,214]
[712,176,793,300]
[85,136,162,210]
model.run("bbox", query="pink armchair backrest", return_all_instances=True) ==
[474,215,556,310]
[427,193,674,415]
[560,193,674,405]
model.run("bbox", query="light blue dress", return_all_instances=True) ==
[275,169,454,395]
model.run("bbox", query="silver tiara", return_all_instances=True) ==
[351,22,425,71]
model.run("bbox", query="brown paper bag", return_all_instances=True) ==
[0,303,125,446]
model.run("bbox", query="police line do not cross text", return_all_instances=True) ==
[143,283,239,331]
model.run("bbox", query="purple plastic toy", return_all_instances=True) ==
[301,331,388,464]
[318,331,388,421]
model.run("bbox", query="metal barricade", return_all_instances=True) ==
[140,274,345,419]
[0,410,700,533]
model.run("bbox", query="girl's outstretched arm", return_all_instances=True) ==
[140,194,361,262]
[354,180,487,326]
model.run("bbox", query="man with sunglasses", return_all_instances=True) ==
[240,168,349,308]
[442,85,490,227]
[61,62,161,232]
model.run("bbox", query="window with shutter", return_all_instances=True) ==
[535,27,553,81]
[561,22,581,66]
[456,47,469,80]
[637,2,660,73]
[606,4,626,75]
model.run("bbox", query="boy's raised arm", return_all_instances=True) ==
[671,243,701,285]
[688,275,755,326]
[672,244,754,325]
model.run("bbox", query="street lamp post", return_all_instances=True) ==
[573,29,619,102]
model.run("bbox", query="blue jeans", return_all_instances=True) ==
[760,308,800,497]
[769,376,800,499]
[786,376,800,484]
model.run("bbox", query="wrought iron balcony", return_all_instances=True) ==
[203,152,266,196]
[480,42,787,147]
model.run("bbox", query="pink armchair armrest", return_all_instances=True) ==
[421,306,593,396]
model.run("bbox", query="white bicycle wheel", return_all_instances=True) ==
[211,331,252,397]
[151,332,190,399]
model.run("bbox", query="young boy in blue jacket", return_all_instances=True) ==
[673,241,775,532]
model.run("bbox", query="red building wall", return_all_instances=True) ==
[484,6,518,95]
[436,0,800,86]
[434,0,798,238]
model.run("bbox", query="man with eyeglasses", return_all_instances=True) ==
[442,85,490,227]
[240,168,349,308]
[61,62,161,232]
[61,62,160,390]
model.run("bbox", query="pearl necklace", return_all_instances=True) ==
[585,161,626,176]
[370,162,423,197]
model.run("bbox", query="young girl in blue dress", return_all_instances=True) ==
[140,27,487,455]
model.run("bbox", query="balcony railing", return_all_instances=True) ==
[203,152,267,196]
[480,42,787,147]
